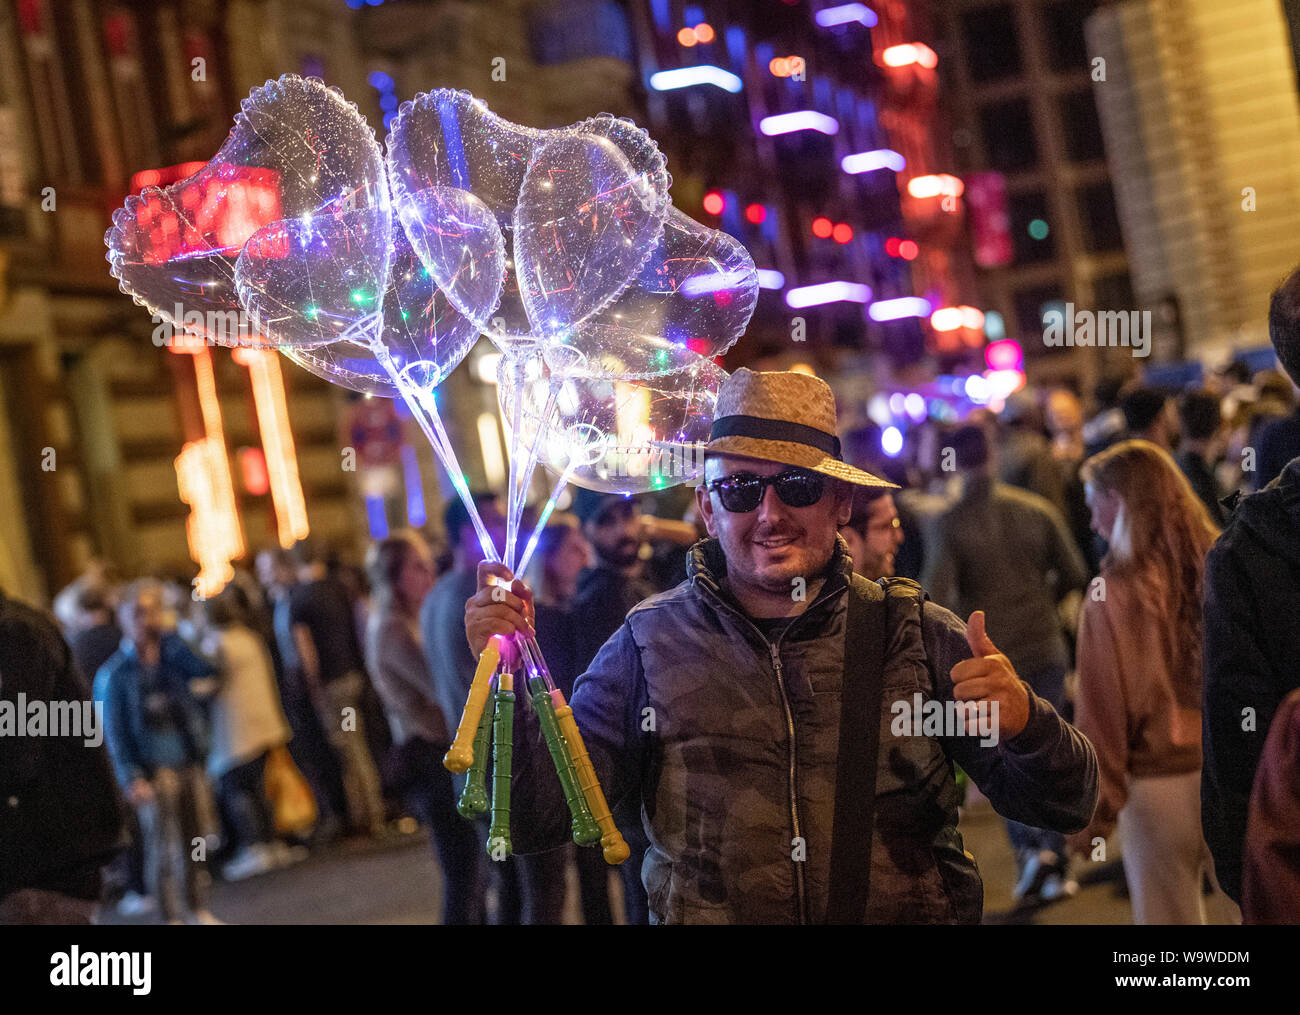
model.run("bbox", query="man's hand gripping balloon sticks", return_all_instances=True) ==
[450,563,629,865]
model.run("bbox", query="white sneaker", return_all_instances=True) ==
[222,844,276,881]
[116,890,154,917]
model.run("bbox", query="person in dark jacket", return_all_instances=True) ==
[465,369,1098,924]
[1202,265,1300,904]
[1176,389,1227,527]
[0,588,124,924]
[922,423,1091,903]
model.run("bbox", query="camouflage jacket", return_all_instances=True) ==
[509,537,1098,924]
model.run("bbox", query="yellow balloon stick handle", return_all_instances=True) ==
[551,689,630,865]
[444,638,501,773]
[488,672,514,858]
[456,695,493,819]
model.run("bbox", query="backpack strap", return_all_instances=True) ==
[826,573,888,924]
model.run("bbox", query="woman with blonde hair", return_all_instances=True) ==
[1072,439,1236,923]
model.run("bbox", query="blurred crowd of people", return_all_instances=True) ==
[6,272,1300,926]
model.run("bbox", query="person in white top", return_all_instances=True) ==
[202,592,299,880]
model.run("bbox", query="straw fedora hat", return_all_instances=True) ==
[707,368,897,488]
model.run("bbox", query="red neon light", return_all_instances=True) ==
[812,216,833,239]
[832,222,853,244]
[745,203,767,225]
[131,165,284,265]
[703,191,725,215]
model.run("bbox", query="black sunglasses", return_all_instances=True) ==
[706,468,826,513]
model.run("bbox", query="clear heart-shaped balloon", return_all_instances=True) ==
[385,91,670,340]
[282,223,479,397]
[106,74,389,349]
[545,205,757,371]
[514,131,667,337]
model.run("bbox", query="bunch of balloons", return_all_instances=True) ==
[107,75,758,864]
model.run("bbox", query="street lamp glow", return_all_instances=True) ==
[785,281,872,308]
[842,149,905,174]
[649,65,743,93]
[869,297,932,321]
[759,111,840,136]
[907,174,964,199]
[881,43,938,69]
[816,3,879,28]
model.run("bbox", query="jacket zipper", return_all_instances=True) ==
[698,580,846,926]
[768,637,807,925]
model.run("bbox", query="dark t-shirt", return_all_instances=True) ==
[571,565,658,674]
[71,622,123,685]
[748,615,793,641]
[288,578,365,684]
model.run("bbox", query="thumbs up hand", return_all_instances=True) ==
[949,611,1031,742]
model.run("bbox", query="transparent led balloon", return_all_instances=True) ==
[386,90,671,344]
[283,226,478,396]
[501,349,727,496]
[107,75,390,349]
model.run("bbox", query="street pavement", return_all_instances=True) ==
[101,801,1136,925]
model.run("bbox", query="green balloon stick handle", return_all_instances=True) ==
[487,673,514,859]
[528,675,600,846]
[457,694,493,819]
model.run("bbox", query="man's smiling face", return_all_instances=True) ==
[696,453,851,603]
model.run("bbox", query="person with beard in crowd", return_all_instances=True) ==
[464,369,1096,924]
[839,487,905,582]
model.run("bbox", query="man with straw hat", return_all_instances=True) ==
[467,369,1098,924]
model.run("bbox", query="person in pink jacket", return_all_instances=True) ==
[1070,439,1236,923]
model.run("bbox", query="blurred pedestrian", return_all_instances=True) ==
[97,579,221,924]
[366,531,481,924]
[201,591,296,881]
[525,515,614,924]
[839,488,904,581]
[1202,267,1300,905]
[420,493,521,923]
[1072,440,1235,924]
[569,488,663,924]
[289,540,386,838]
[1176,389,1227,526]
[0,587,124,924]
[69,580,123,685]
[256,547,347,847]
[1121,387,1175,451]
[923,424,1090,904]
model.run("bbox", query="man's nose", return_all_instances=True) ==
[755,481,787,520]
